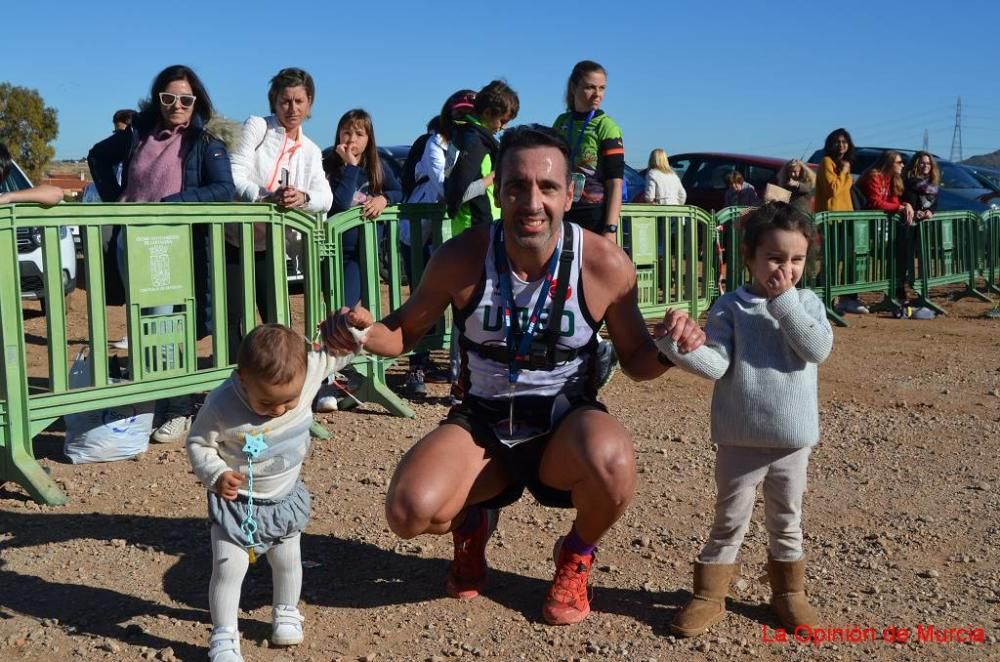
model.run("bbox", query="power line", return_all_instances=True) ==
[950,97,963,162]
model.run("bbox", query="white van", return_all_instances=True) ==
[1,160,77,303]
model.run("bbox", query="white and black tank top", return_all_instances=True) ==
[454,222,602,399]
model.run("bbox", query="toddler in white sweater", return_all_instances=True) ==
[187,322,362,661]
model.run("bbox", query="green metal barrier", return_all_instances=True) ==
[320,203,453,418]
[1,202,323,504]
[813,211,897,326]
[981,209,1000,296]
[915,211,991,314]
[712,206,751,296]
[617,204,714,320]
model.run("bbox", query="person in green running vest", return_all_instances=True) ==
[553,60,624,243]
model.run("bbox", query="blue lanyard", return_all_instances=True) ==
[566,109,596,165]
[493,223,562,385]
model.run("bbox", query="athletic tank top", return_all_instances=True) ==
[456,222,601,399]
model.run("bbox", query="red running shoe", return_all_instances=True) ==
[446,508,499,600]
[543,537,595,625]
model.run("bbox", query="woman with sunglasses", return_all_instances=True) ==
[87,64,235,444]
[857,150,915,223]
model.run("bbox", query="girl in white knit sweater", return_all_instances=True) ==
[656,202,832,638]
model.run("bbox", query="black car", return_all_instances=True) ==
[960,164,1000,195]
[807,147,997,213]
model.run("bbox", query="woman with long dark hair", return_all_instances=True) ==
[814,128,868,314]
[897,151,938,303]
[87,64,235,443]
[319,109,402,411]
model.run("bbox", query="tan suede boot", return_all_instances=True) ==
[670,561,737,637]
[767,555,817,630]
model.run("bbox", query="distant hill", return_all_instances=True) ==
[961,150,1000,169]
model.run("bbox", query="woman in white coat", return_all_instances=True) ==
[227,67,333,362]
[644,148,686,205]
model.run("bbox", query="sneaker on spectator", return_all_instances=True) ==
[594,339,618,389]
[405,368,427,399]
[315,396,339,413]
[543,537,595,625]
[423,365,452,384]
[271,604,304,646]
[912,306,936,320]
[111,336,129,350]
[446,508,499,600]
[151,415,190,443]
[835,298,870,315]
[208,626,243,662]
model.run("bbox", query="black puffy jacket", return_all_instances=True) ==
[87,112,235,203]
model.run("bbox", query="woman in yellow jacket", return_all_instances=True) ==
[815,127,867,314]
[815,128,854,212]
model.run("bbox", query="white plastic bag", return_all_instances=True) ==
[63,349,153,464]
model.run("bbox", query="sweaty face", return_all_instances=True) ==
[573,71,606,113]
[240,371,306,418]
[746,228,809,297]
[338,122,368,157]
[275,85,312,134]
[496,146,573,251]
[160,79,195,129]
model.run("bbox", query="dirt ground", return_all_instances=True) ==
[2,285,999,661]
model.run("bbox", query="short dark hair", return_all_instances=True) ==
[473,80,519,122]
[496,124,572,189]
[0,143,12,183]
[141,64,215,123]
[112,109,136,126]
[268,67,315,114]
[565,60,607,110]
[237,324,308,386]
[823,127,855,164]
[739,202,819,275]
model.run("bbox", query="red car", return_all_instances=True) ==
[668,152,788,212]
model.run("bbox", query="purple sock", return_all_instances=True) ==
[564,525,597,557]
[454,506,482,536]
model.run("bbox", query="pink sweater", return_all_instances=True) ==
[120,123,189,202]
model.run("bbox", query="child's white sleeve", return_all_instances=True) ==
[655,303,733,381]
[767,289,833,364]
[185,397,231,493]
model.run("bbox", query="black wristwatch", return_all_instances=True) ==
[604,224,619,234]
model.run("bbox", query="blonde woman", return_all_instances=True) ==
[644,149,686,205]
[777,159,815,214]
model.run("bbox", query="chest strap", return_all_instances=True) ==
[458,334,583,371]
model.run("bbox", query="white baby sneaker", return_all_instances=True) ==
[208,626,243,661]
[271,604,305,646]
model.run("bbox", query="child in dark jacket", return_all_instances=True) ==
[324,108,402,309]
[320,109,401,412]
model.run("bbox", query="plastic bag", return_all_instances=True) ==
[63,349,153,464]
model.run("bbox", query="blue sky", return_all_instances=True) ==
[4,0,999,165]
